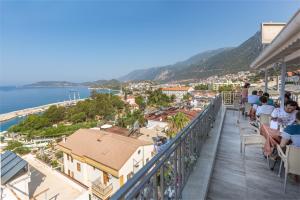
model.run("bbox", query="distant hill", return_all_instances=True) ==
[24,81,80,87]
[83,79,121,90]
[25,79,122,89]
[119,32,262,82]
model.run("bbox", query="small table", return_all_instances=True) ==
[260,124,281,156]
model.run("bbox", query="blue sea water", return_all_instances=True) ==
[0,86,92,131]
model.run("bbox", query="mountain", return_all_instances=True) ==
[118,48,231,81]
[24,81,80,87]
[119,32,262,82]
[25,79,121,89]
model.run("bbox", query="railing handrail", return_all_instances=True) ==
[111,96,220,200]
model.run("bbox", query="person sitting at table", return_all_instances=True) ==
[270,100,299,129]
[248,90,259,104]
[254,92,274,107]
[264,92,274,106]
[258,90,263,97]
[280,111,300,148]
[256,96,275,117]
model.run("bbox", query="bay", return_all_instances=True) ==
[0,86,114,131]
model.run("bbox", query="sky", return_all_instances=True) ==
[1,0,300,85]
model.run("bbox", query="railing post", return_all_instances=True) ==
[178,141,182,195]
[160,165,164,200]
[154,173,158,200]
[173,149,178,200]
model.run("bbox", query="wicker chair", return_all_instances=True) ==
[277,145,300,192]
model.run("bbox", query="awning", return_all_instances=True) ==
[250,9,300,69]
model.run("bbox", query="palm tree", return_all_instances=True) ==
[167,112,190,138]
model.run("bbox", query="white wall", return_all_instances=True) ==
[119,145,154,184]
[63,153,102,186]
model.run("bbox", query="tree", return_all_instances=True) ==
[218,85,234,92]
[194,84,209,90]
[147,89,171,107]
[70,112,86,123]
[167,112,190,138]
[4,140,30,155]
[135,95,146,110]
[43,105,66,124]
[182,93,192,101]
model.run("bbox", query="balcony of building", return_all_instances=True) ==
[110,92,300,200]
[91,178,113,200]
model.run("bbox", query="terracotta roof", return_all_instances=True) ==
[161,87,191,91]
[58,129,151,171]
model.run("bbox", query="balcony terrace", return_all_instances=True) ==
[111,94,300,200]
[91,178,113,200]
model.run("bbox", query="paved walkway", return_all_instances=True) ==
[207,110,300,200]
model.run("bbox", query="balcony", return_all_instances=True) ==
[91,179,113,200]
[111,94,300,200]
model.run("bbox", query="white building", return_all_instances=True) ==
[161,86,193,99]
[58,129,154,200]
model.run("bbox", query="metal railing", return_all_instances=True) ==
[111,96,222,200]
[92,179,113,199]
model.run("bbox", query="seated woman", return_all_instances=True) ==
[256,96,274,116]
[280,111,300,148]
[270,100,298,129]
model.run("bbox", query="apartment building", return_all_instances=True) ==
[161,86,193,99]
[58,129,154,200]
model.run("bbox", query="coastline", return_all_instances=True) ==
[0,98,87,123]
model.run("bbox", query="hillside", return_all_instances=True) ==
[119,32,262,82]
[24,81,80,87]
[25,79,121,89]
[119,48,231,81]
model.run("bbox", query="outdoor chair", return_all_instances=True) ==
[239,123,263,155]
[233,99,242,124]
[257,114,271,126]
[277,145,300,192]
[244,102,252,118]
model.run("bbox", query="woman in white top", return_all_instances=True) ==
[270,100,298,129]
[256,96,274,116]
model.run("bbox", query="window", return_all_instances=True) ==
[70,156,73,163]
[127,172,133,180]
[67,154,69,161]
[77,163,81,172]
[138,150,141,154]
[93,166,96,170]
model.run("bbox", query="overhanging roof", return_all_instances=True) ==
[250,9,300,69]
[1,151,28,185]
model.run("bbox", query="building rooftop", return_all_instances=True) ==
[58,129,152,171]
[1,151,28,185]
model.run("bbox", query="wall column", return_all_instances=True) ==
[264,69,268,93]
[280,62,286,110]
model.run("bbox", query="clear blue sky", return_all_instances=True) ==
[1,1,299,85]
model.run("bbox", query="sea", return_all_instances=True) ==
[0,86,113,132]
